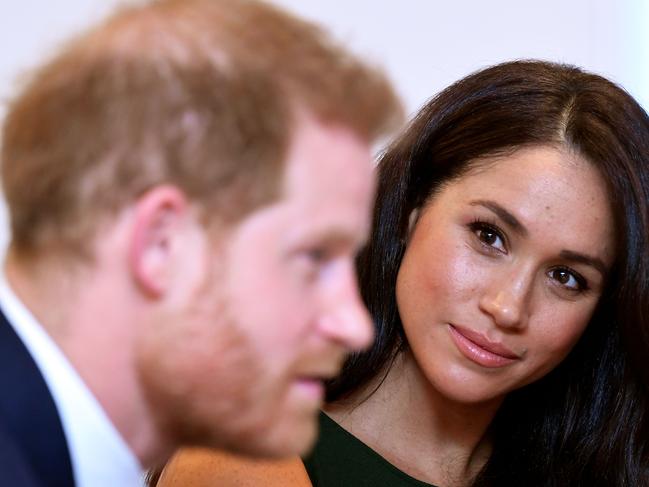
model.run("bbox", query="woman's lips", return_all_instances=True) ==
[448,324,521,368]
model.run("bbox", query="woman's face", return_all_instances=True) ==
[395,145,615,404]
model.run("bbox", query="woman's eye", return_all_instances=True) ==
[470,222,506,253]
[548,268,587,292]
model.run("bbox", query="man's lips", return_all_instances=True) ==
[448,324,522,368]
[293,367,341,402]
[294,377,325,400]
[294,364,342,397]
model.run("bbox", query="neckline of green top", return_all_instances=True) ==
[308,411,440,487]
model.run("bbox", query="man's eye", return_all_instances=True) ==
[548,267,588,292]
[469,221,506,253]
[306,248,327,264]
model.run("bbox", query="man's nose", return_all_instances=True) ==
[318,265,374,351]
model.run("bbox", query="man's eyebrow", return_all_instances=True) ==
[469,200,529,237]
[299,228,368,251]
[326,229,369,250]
[559,250,608,278]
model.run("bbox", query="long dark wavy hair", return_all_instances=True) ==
[327,60,649,486]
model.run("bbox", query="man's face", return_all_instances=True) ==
[139,114,375,457]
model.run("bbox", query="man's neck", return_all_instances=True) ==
[4,251,170,468]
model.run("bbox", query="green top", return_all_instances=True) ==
[303,412,439,487]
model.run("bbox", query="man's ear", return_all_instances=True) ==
[128,185,195,298]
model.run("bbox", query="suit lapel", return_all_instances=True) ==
[0,308,75,487]
[0,422,42,486]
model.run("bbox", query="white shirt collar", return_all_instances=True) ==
[0,273,144,487]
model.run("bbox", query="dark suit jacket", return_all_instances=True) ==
[0,309,75,486]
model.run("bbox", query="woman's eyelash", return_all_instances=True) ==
[548,266,590,293]
[468,219,507,252]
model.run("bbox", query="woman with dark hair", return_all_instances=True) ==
[153,60,649,486]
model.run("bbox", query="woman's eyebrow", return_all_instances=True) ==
[559,250,608,278]
[469,200,529,237]
[470,199,609,277]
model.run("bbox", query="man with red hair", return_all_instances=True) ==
[0,1,402,485]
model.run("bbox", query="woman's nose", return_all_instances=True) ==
[478,272,532,330]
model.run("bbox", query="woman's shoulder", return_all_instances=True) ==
[155,448,311,487]
[305,411,438,487]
